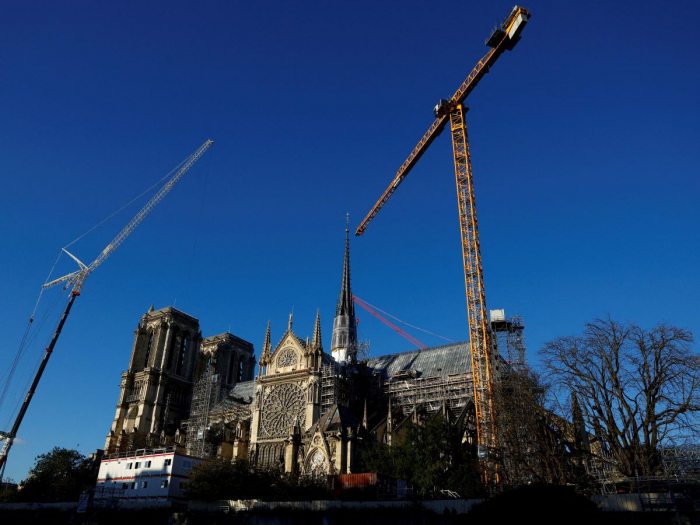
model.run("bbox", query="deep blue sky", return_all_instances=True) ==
[1,0,698,482]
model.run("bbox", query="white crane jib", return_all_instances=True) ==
[43,139,213,293]
[0,139,213,474]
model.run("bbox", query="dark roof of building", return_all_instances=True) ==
[364,341,471,380]
[230,380,255,401]
[209,380,255,414]
[144,305,199,323]
[313,404,361,434]
[202,332,254,351]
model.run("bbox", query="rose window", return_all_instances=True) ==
[277,347,298,368]
[260,384,306,437]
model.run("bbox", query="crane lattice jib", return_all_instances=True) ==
[42,139,213,293]
[355,6,529,237]
[88,140,214,276]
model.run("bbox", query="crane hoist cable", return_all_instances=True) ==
[354,6,530,487]
[0,139,214,473]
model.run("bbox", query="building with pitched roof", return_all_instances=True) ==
[102,223,517,477]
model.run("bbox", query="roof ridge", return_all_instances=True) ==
[364,340,469,362]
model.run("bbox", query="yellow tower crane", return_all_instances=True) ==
[355,6,530,485]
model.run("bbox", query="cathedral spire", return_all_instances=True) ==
[331,216,358,363]
[336,216,355,318]
[260,321,272,367]
[288,311,293,331]
[264,321,271,352]
[312,309,322,350]
[571,390,590,453]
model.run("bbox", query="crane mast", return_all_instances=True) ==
[0,140,213,472]
[354,7,530,486]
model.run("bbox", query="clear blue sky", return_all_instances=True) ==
[1,0,698,482]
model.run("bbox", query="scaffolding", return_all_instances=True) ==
[356,340,370,362]
[586,442,700,525]
[662,445,700,482]
[490,310,526,373]
[320,364,357,416]
[586,453,620,495]
[360,313,528,427]
[489,311,538,485]
[320,365,337,416]
[384,372,474,418]
[186,368,222,459]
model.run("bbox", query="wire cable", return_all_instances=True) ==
[63,158,186,251]
[355,296,454,343]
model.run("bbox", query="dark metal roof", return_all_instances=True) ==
[230,380,255,401]
[364,342,471,380]
[314,404,361,434]
[210,380,256,414]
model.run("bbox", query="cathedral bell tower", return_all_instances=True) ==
[104,306,200,453]
[331,221,357,363]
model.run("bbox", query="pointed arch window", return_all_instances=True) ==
[227,355,236,385]
[176,332,189,376]
[144,332,154,368]
[237,360,244,382]
[166,327,179,371]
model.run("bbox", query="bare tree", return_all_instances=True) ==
[540,317,698,477]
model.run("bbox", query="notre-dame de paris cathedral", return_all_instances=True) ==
[105,226,482,476]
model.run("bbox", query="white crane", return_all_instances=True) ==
[0,139,213,471]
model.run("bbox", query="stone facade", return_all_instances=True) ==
[104,307,255,454]
[105,228,478,477]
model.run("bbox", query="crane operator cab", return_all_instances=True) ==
[434,99,469,119]
[433,99,451,118]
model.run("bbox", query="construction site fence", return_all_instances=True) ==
[0,502,79,511]
[189,498,483,514]
[188,495,678,514]
[0,494,681,514]
[591,493,676,512]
